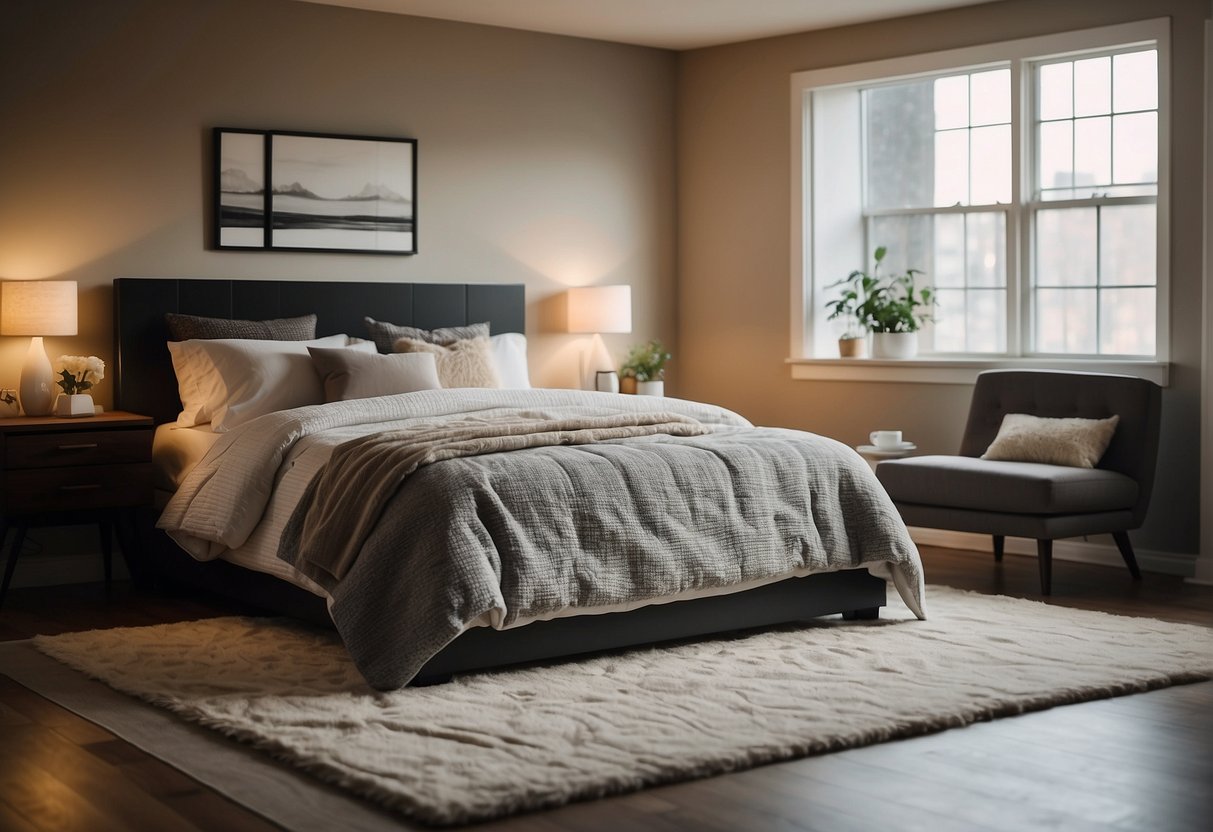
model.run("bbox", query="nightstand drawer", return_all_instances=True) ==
[3,463,153,513]
[4,429,151,469]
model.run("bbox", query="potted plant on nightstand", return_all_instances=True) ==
[827,246,934,359]
[620,340,671,396]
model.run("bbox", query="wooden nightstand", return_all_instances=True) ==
[0,411,153,608]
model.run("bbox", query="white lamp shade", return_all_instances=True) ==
[567,285,632,334]
[1,280,79,336]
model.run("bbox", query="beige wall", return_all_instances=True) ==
[677,0,1209,555]
[0,0,677,397]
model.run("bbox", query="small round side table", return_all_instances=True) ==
[855,442,916,471]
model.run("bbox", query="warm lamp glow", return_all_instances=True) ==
[1,280,79,416]
[566,285,632,334]
[1,280,78,336]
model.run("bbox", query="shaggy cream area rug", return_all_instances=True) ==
[32,586,1213,826]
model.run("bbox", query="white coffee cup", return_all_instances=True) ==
[870,430,903,449]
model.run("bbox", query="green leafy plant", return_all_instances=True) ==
[620,340,671,382]
[826,246,935,334]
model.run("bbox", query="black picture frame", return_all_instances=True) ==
[213,128,418,255]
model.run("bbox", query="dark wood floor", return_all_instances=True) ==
[1,546,1210,831]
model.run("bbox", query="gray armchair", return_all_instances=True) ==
[875,370,1161,594]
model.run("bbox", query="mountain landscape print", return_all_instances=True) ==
[212,129,417,254]
[269,133,416,253]
[216,130,266,248]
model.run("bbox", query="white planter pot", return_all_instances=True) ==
[871,332,918,360]
[636,380,665,397]
[55,393,95,418]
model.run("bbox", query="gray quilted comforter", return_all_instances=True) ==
[160,389,925,690]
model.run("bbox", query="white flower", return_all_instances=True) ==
[53,355,105,395]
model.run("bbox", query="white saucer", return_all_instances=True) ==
[857,442,917,457]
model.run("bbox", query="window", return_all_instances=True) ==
[791,20,1169,378]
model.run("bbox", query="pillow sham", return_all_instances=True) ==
[166,312,317,341]
[309,347,441,402]
[981,413,1120,469]
[393,336,501,389]
[489,332,531,389]
[364,317,489,353]
[169,335,371,431]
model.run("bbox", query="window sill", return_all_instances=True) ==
[786,357,1170,386]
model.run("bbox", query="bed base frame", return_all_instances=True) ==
[115,278,887,685]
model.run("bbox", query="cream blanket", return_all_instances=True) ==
[293,410,712,584]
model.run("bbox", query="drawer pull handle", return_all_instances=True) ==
[59,484,101,491]
[58,443,99,450]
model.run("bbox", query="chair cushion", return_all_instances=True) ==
[876,455,1139,516]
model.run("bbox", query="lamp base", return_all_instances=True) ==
[19,336,56,417]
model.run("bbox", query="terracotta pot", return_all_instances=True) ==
[838,337,868,358]
[620,376,637,395]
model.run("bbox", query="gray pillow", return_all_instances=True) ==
[363,317,489,353]
[308,347,441,402]
[166,312,317,341]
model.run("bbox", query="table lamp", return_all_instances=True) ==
[566,285,632,390]
[1,280,79,416]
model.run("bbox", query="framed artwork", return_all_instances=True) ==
[213,128,417,255]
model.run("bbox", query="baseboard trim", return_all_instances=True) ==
[908,527,1197,577]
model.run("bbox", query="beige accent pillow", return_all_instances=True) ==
[308,347,441,402]
[982,413,1120,468]
[393,336,501,389]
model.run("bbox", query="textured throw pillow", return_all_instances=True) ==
[168,335,372,431]
[364,317,489,353]
[309,347,441,402]
[166,312,317,341]
[982,413,1120,468]
[393,336,501,389]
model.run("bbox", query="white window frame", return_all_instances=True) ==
[789,19,1170,385]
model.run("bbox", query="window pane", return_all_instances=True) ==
[1039,120,1073,190]
[932,289,967,352]
[1035,288,1097,353]
[1100,288,1155,355]
[1039,62,1072,120]
[1113,50,1157,112]
[934,129,969,206]
[965,212,1005,287]
[1112,112,1157,184]
[1073,56,1110,116]
[1100,204,1156,286]
[1073,117,1110,188]
[967,290,1005,353]
[868,215,932,280]
[933,214,965,287]
[970,69,1010,126]
[970,124,1011,204]
[1036,208,1096,287]
[864,81,936,210]
[934,75,969,129]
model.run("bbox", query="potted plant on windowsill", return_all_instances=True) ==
[827,246,934,359]
[620,340,671,396]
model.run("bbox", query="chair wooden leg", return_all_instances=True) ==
[1036,539,1053,596]
[992,535,1005,562]
[1112,531,1143,581]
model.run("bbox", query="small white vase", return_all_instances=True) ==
[55,393,95,418]
[871,332,918,360]
[636,380,665,397]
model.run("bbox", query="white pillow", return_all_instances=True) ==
[169,335,373,431]
[490,333,531,389]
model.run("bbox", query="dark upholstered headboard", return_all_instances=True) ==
[113,278,525,424]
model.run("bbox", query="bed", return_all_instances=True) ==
[115,278,924,688]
